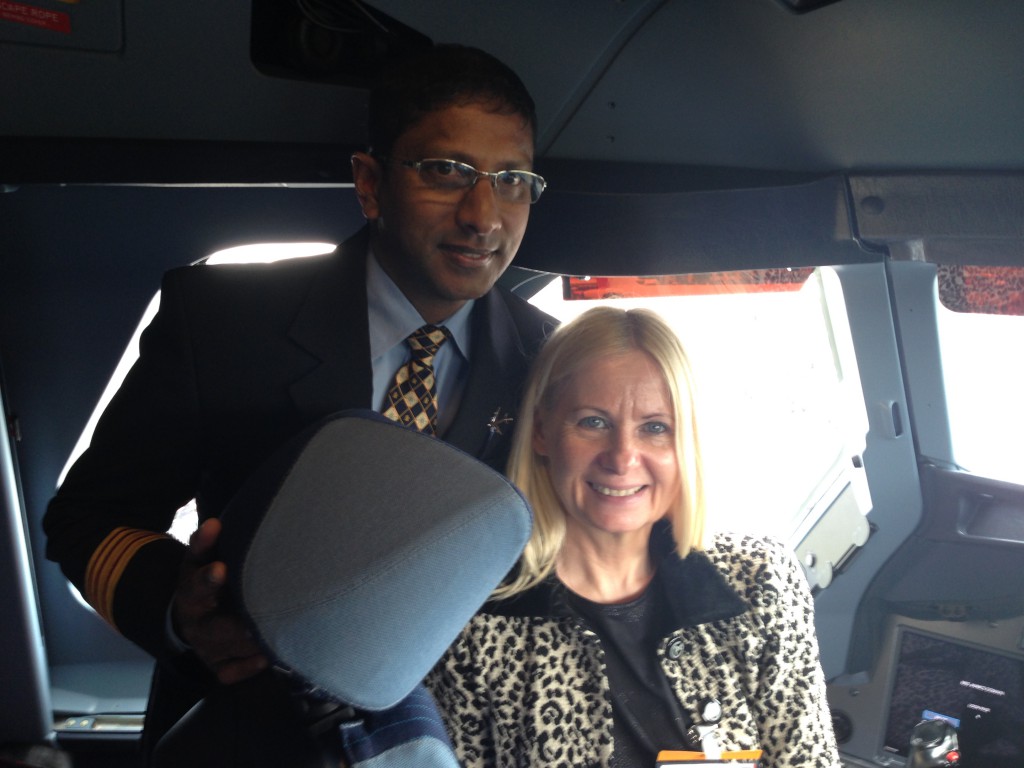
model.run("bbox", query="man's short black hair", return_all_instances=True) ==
[368,43,537,157]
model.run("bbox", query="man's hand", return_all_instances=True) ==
[172,518,268,684]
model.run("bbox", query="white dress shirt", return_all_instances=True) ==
[366,251,473,436]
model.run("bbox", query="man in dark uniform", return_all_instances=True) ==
[43,43,554,764]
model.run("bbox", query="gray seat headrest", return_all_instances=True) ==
[218,410,531,711]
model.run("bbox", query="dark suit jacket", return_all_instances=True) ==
[44,227,556,752]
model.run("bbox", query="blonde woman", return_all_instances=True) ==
[427,306,839,768]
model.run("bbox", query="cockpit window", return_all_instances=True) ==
[936,265,1024,484]
[530,267,870,545]
[202,242,336,265]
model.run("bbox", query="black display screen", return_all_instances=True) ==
[882,628,1024,766]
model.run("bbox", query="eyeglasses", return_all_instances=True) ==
[378,157,547,204]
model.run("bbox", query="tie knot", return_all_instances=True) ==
[407,325,450,363]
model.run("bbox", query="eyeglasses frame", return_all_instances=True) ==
[374,155,547,204]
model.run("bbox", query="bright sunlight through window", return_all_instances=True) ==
[529,268,870,542]
[936,308,1024,485]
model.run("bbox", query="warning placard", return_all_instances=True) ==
[0,1,71,34]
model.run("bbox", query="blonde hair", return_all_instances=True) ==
[496,306,706,599]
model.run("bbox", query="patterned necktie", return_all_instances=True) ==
[381,324,452,435]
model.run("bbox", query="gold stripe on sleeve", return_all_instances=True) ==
[85,526,171,628]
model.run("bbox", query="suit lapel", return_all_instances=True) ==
[287,230,373,422]
[443,289,532,467]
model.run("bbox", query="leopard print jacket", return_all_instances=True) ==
[426,530,840,767]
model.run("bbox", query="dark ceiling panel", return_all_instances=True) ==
[369,0,1024,173]
[557,0,1024,171]
[2,0,1023,177]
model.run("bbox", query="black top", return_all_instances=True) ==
[567,571,692,767]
